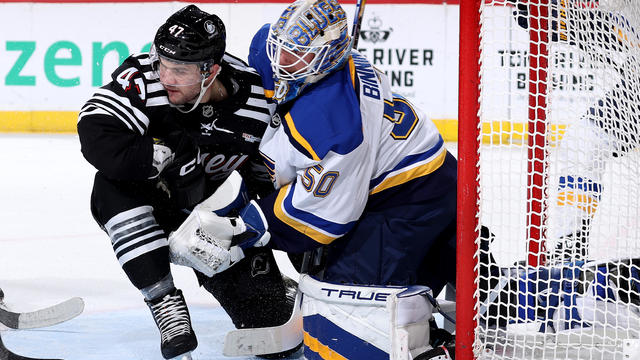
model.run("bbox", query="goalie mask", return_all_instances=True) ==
[150,5,226,112]
[266,0,351,104]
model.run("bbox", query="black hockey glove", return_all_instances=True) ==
[156,131,205,209]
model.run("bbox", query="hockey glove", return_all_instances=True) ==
[231,200,271,249]
[168,208,246,276]
[167,202,270,276]
[155,131,205,208]
[194,170,269,248]
[168,171,270,276]
[149,142,174,179]
[194,170,249,217]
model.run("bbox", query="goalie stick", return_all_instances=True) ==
[350,0,367,49]
[223,252,318,356]
[223,289,303,357]
[0,334,61,360]
[0,297,84,330]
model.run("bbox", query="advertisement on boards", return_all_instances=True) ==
[0,1,459,132]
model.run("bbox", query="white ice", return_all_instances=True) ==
[0,134,302,360]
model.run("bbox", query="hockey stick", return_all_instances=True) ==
[223,252,319,356]
[0,334,61,360]
[223,290,303,357]
[0,297,84,330]
[351,0,367,50]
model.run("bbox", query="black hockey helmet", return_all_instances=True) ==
[153,5,226,72]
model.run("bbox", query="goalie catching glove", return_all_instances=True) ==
[168,171,271,277]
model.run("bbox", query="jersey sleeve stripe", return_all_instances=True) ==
[246,97,270,109]
[347,56,356,89]
[87,98,142,134]
[235,108,271,124]
[146,96,170,107]
[259,150,276,181]
[249,84,267,95]
[78,107,120,125]
[273,184,355,244]
[143,71,158,80]
[223,53,250,67]
[228,62,257,74]
[137,57,152,66]
[147,82,165,93]
[369,144,447,195]
[93,89,150,133]
[94,92,149,134]
[370,136,445,188]
[283,113,321,161]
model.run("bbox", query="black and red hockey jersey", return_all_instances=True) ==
[78,52,275,198]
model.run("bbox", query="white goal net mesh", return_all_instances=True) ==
[475,1,640,359]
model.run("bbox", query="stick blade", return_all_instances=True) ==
[223,293,302,357]
[1,297,84,330]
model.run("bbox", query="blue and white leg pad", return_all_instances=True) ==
[298,274,433,360]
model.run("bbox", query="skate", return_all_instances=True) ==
[146,289,197,360]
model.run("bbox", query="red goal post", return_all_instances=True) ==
[458,0,640,359]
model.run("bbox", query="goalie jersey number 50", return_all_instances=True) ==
[301,164,339,198]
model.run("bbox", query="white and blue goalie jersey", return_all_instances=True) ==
[250,33,456,254]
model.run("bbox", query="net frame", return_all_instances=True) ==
[458,1,640,359]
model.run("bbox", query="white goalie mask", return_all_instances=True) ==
[266,0,351,103]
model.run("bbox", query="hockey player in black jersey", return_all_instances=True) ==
[77,5,298,359]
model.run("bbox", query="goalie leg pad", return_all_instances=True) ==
[299,275,433,360]
[500,259,640,334]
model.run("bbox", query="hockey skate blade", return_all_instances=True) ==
[0,297,84,330]
[223,292,303,356]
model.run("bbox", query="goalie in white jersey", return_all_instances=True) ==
[245,0,457,290]
[165,1,456,358]
[174,0,456,293]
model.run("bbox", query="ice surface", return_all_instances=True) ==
[0,134,301,360]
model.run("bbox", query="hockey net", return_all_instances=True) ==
[458,1,640,359]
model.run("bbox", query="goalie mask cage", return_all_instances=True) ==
[458,1,640,359]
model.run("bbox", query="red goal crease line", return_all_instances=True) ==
[0,0,460,3]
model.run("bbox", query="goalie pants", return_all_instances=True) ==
[322,152,457,294]
[90,172,294,330]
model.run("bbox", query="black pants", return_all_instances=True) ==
[90,172,293,329]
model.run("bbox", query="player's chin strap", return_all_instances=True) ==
[175,68,220,114]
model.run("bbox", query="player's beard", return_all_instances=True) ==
[165,83,202,106]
